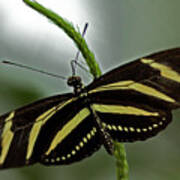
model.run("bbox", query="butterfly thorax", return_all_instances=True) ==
[67,76,84,95]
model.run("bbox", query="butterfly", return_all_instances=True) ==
[0,48,180,169]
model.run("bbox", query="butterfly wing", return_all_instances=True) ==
[87,48,180,142]
[0,93,101,169]
[39,107,101,166]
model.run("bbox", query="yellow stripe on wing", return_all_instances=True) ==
[0,111,15,165]
[141,58,180,83]
[92,104,159,116]
[89,80,175,103]
[45,108,90,156]
[26,98,77,160]
[130,83,175,103]
[89,80,133,94]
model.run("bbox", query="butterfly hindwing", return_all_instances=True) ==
[90,103,172,142]
[87,48,180,142]
[39,107,101,165]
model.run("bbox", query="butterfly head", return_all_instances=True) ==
[67,76,83,95]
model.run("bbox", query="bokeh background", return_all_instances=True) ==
[0,0,180,180]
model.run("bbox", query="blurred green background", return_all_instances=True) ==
[0,0,180,180]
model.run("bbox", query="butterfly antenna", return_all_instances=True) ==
[71,60,89,73]
[2,60,67,80]
[72,23,89,76]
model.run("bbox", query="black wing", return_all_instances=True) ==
[0,93,101,169]
[87,48,180,142]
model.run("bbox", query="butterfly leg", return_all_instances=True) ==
[89,105,114,155]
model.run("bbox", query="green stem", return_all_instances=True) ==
[114,142,129,180]
[22,1,129,179]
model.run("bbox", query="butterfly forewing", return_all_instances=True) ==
[0,93,74,168]
[87,48,180,142]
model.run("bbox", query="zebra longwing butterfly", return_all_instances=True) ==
[0,48,180,169]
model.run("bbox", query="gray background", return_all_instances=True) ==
[0,0,180,180]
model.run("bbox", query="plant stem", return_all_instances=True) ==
[23,0,101,78]
[114,142,129,180]
[22,1,129,179]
